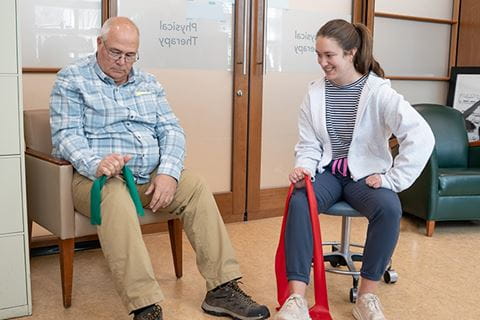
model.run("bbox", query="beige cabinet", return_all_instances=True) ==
[0,0,32,318]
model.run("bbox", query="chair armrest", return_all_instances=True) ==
[398,149,438,220]
[468,142,480,168]
[25,153,76,239]
[25,147,71,166]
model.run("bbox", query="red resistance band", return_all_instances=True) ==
[274,177,333,320]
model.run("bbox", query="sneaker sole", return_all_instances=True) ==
[201,301,270,320]
[352,306,365,320]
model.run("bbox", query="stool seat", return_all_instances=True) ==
[324,201,361,217]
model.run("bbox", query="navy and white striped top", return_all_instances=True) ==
[325,74,368,160]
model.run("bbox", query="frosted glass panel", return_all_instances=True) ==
[21,0,101,68]
[151,69,232,192]
[261,0,352,188]
[375,0,453,20]
[119,0,234,70]
[266,0,351,73]
[373,17,450,77]
[118,0,235,192]
[390,80,449,105]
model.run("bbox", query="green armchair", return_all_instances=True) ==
[399,104,480,236]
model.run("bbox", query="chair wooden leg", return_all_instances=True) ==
[59,238,74,308]
[168,219,183,278]
[426,220,435,237]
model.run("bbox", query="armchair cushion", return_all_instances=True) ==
[438,168,480,196]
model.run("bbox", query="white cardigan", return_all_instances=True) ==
[294,72,435,193]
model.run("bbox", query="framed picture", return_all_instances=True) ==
[447,66,480,142]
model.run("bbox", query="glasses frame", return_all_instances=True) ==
[102,40,139,63]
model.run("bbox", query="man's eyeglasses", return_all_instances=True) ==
[103,41,139,63]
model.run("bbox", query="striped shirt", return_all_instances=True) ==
[50,54,186,183]
[325,74,368,160]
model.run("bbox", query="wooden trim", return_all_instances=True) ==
[386,76,449,81]
[448,0,461,76]
[107,0,117,18]
[456,0,480,66]
[22,68,60,73]
[469,141,480,147]
[374,12,457,25]
[102,0,109,22]
[246,0,265,217]
[389,137,398,149]
[352,0,365,24]
[25,148,71,166]
[248,187,289,220]
[231,0,249,217]
[366,0,376,31]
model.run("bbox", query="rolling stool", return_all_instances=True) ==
[322,201,398,303]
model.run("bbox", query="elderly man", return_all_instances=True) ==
[50,17,270,320]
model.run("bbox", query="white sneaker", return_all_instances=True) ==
[274,293,311,320]
[352,293,386,320]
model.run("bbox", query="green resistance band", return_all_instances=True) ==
[90,166,144,225]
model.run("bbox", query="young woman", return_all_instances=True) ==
[274,19,434,320]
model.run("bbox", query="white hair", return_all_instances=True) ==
[99,17,140,41]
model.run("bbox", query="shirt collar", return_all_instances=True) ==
[91,53,137,86]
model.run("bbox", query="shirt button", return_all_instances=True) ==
[129,115,134,120]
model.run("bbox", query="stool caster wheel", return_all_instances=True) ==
[349,287,358,303]
[329,260,340,267]
[383,269,398,284]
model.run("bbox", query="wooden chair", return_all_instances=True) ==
[24,109,183,308]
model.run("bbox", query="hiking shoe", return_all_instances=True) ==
[274,294,311,320]
[352,293,386,320]
[133,304,163,320]
[201,280,270,319]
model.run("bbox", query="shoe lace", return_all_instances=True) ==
[365,295,382,313]
[138,305,162,320]
[226,281,257,306]
[283,295,306,311]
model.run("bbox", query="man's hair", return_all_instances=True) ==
[99,17,140,42]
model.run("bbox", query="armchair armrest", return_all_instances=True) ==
[468,142,480,168]
[398,149,438,220]
[25,152,76,239]
[25,147,71,166]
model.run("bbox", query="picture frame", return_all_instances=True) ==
[446,66,480,142]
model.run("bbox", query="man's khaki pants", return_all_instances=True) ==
[72,169,242,313]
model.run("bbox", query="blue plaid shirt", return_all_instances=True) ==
[50,55,185,183]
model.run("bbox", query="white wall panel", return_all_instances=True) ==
[375,0,453,20]
[373,17,450,77]
[390,80,449,105]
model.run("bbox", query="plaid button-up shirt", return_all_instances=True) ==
[50,55,185,183]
